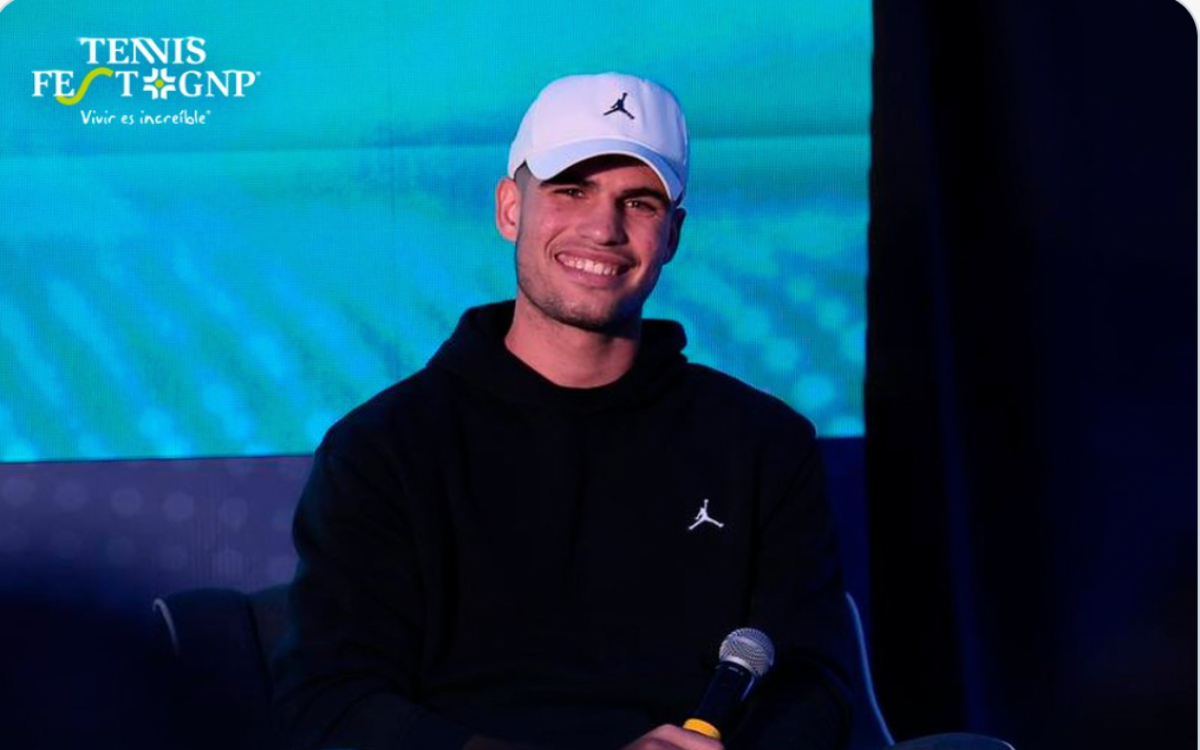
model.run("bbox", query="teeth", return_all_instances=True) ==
[560,255,621,277]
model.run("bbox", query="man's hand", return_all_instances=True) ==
[619,724,725,750]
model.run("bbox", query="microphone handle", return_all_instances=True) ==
[683,661,756,740]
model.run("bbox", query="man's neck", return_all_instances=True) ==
[504,297,640,388]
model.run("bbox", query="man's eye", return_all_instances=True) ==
[555,187,585,198]
[626,199,659,214]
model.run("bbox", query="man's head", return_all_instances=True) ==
[498,73,689,337]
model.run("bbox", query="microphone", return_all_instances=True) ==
[682,627,775,741]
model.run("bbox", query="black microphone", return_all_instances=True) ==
[683,627,775,741]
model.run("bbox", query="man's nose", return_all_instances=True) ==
[576,201,627,245]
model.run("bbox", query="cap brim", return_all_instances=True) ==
[525,138,684,203]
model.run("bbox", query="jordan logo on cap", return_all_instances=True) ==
[603,92,635,120]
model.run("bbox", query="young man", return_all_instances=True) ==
[272,73,855,750]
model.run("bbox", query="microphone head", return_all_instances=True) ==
[718,628,775,679]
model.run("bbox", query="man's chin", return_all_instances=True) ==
[515,284,644,337]
[559,312,633,335]
[549,303,640,336]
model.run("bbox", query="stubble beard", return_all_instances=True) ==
[514,248,648,337]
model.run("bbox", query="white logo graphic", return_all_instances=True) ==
[31,37,259,108]
[688,498,725,531]
[143,68,177,99]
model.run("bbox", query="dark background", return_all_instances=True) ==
[867,1,1196,748]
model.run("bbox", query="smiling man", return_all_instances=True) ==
[272,73,855,750]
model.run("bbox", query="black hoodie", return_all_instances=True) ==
[273,301,853,750]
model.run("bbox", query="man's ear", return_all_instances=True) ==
[495,176,521,242]
[663,206,686,264]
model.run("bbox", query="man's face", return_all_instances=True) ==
[495,154,685,336]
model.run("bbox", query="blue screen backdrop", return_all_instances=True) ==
[0,1,871,461]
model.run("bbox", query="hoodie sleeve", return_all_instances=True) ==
[729,419,855,750]
[270,436,473,750]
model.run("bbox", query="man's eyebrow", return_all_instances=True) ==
[539,174,669,205]
[618,186,671,205]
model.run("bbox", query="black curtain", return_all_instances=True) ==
[866,2,1195,750]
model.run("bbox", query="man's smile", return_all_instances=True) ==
[554,251,632,278]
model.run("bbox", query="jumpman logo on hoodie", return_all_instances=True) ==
[688,498,725,531]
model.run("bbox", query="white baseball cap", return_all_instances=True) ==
[507,73,690,203]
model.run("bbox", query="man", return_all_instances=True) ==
[272,73,855,750]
